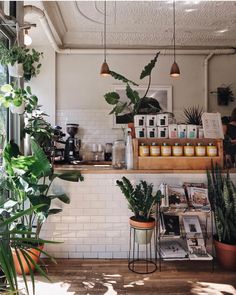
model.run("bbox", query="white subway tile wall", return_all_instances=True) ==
[40,173,235,259]
[57,109,124,160]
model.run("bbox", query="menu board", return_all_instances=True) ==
[202,112,224,139]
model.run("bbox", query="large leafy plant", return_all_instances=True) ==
[104,52,162,123]
[0,42,43,81]
[0,199,59,295]
[207,164,236,245]
[116,177,163,222]
[3,138,84,239]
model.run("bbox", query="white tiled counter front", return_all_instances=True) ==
[41,171,236,259]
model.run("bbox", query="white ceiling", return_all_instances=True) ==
[24,1,236,49]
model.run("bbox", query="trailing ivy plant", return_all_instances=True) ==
[0,42,43,81]
[104,52,162,123]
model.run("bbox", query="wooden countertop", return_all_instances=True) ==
[54,164,236,174]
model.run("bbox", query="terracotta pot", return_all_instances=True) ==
[12,244,44,275]
[128,123,135,138]
[130,216,156,244]
[214,238,236,271]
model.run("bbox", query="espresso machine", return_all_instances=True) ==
[64,123,80,163]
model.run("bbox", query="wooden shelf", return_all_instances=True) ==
[133,138,224,170]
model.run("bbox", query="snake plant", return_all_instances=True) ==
[207,164,236,245]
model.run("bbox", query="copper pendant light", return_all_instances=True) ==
[100,0,110,76]
[170,0,180,77]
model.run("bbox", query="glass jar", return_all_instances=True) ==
[150,143,160,156]
[172,143,183,156]
[195,143,206,156]
[207,143,218,157]
[139,143,149,157]
[112,140,126,169]
[161,143,172,156]
[184,143,195,157]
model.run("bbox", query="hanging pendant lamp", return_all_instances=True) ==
[170,0,180,77]
[100,0,110,76]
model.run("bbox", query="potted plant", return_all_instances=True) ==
[104,52,162,125]
[2,138,84,274]
[0,166,59,294]
[0,84,38,114]
[183,105,203,126]
[207,163,236,270]
[116,177,163,244]
[0,42,43,81]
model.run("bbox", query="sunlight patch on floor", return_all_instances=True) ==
[190,281,236,295]
[18,277,75,295]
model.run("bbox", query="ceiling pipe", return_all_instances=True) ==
[24,5,236,56]
[204,53,214,112]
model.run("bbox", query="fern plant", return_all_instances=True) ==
[104,52,162,122]
[207,163,236,245]
[116,177,163,222]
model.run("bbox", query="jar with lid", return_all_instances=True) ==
[207,143,218,157]
[112,140,126,169]
[172,143,183,156]
[139,143,149,157]
[161,143,172,156]
[150,143,160,156]
[195,143,206,156]
[184,143,195,157]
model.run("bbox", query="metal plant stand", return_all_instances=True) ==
[128,225,157,274]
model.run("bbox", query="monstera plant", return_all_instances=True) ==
[104,52,162,123]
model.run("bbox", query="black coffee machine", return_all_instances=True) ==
[65,123,80,163]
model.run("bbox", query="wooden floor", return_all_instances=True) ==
[33,259,236,295]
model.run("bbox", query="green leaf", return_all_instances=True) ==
[1,84,13,93]
[30,138,52,177]
[104,92,120,105]
[57,172,84,182]
[109,71,139,86]
[26,85,32,94]
[126,84,140,104]
[48,193,70,204]
[48,208,62,215]
[140,51,160,80]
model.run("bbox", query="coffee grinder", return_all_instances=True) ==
[65,123,80,163]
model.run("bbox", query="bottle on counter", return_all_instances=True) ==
[112,140,126,169]
[172,143,183,156]
[184,142,195,157]
[139,143,150,157]
[126,131,133,170]
[207,143,218,157]
[150,142,160,156]
[161,142,172,156]
[105,143,113,161]
[195,143,206,156]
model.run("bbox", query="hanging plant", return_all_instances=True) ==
[211,85,235,106]
[0,42,43,81]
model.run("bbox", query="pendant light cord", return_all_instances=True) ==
[173,0,176,62]
[104,0,107,62]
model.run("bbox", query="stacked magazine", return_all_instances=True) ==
[160,240,188,260]
[182,215,212,260]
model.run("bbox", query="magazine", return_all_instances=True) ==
[186,237,212,260]
[182,215,202,238]
[160,240,188,259]
[183,215,212,260]
[167,185,188,208]
[163,214,180,237]
[188,187,209,208]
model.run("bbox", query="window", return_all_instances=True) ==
[0,32,9,155]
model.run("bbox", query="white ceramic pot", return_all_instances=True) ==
[10,101,25,114]
[8,63,24,78]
